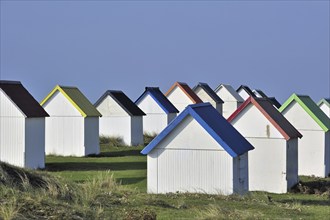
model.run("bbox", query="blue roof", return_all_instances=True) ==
[135,87,179,114]
[141,103,254,157]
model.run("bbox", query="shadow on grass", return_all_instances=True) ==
[117,177,146,185]
[91,150,144,157]
[291,179,330,195]
[46,162,146,171]
[278,199,330,206]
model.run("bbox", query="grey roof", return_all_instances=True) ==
[253,89,268,98]
[193,82,224,103]
[236,85,256,97]
[95,90,145,116]
[214,84,244,102]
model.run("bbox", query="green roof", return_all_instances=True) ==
[41,85,101,117]
[279,94,330,132]
[318,98,330,108]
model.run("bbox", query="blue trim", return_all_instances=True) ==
[188,108,237,157]
[149,91,172,114]
[141,107,189,154]
[135,88,178,114]
[141,103,253,157]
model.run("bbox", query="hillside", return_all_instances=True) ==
[0,144,330,219]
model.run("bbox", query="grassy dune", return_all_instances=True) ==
[1,139,329,219]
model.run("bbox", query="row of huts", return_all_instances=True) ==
[0,80,329,195]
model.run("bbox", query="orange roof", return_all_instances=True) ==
[165,82,203,104]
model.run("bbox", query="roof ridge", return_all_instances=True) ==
[141,103,254,156]
[57,85,78,89]
[0,80,21,85]
[41,85,101,117]
[279,93,330,132]
[228,96,302,140]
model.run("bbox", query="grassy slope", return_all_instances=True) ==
[44,144,330,219]
[46,145,147,190]
[1,143,329,219]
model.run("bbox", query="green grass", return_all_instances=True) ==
[46,145,147,190]
[1,143,330,219]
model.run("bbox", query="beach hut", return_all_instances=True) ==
[94,90,145,146]
[0,80,49,169]
[214,84,244,118]
[253,89,281,108]
[318,98,330,118]
[228,97,302,193]
[252,89,268,98]
[279,94,330,177]
[192,82,224,114]
[41,85,101,156]
[236,85,256,100]
[141,103,254,195]
[135,87,179,134]
[165,82,203,112]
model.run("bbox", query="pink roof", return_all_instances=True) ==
[228,97,302,140]
[165,81,203,104]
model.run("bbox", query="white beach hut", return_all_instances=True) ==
[279,94,330,177]
[318,98,330,118]
[165,81,203,112]
[228,97,302,193]
[214,84,244,118]
[236,85,256,101]
[135,87,179,134]
[0,81,49,169]
[41,85,101,156]
[94,90,145,146]
[141,103,254,195]
[252,88,281,109]
[193,82,224,114]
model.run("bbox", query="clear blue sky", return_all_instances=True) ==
[1,1,329,104]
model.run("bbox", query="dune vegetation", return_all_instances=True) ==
[0,136,329,219]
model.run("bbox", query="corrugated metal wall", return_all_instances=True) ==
[147,115,244,195]
[247,138,287,193]
[0,117,25,167]
[45,116,84,156]
[0,90,25,167]
[283,102,328,177]
[99,116,131,144]
[298,130,325,177]
[25,118,45,169]
[143,114,168,134]
[44,90,89,156]
[157,149,234,195]
[230,105,294,193]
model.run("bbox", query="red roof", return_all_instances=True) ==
[165,82,203,104]
[227,97,302,140]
